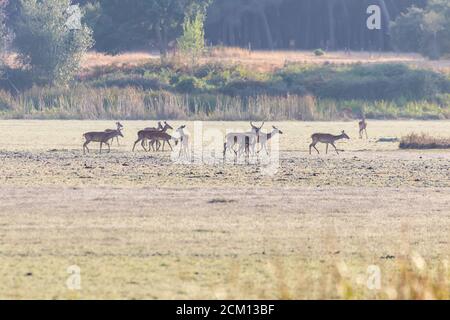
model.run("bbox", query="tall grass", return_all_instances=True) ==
[0,86,447,120]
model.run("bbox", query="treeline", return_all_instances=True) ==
[5,0,448,57]
[0,0,449,120]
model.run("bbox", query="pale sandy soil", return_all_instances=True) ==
[0,120,449,299]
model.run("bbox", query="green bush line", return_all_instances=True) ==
[0,63,449,120]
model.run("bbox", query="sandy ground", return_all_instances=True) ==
[0,120,449,299]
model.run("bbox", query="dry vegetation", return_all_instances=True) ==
[80,48,450,73]
[0,120,449,299]
[400,133,450,149]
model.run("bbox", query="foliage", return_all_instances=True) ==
[391,0,450,59]
[0,1,13,77]
[313,49,325,56]
[177,8,206,68]
[12,0,94,85]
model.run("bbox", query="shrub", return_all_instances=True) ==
[314,49,325,56]
[400,133,450,149]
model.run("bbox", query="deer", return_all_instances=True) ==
[176,125,190,159]
[223,122,264,161]
[254,126,283,155]
[104,122,124,146]
[358,117,368,139]
[83,129,124,154]
[144,121,173,151]
[132,129,176,152]
[309,130,350,155]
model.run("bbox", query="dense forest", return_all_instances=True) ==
[5,0,428,53]
[205,0,427,51]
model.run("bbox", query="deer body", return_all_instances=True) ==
[223,122,264,161]
[83,129,123,154]
[104,122,124,146]
[309,131,350,155]
[133,130,175,152]
[358,118,368,139]
[133,122,173,151]
[255,126,283,155]
[176,125,190,159]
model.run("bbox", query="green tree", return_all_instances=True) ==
[0,1,13,77]
[13,0,94,85]
[391,0,450,59]
[177,8,206,68]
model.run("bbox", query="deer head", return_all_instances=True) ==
[116,122,124,129]
[163,121,173,130]
[272,125,283,134]
[341,130,350,139]
[176,125,186,135]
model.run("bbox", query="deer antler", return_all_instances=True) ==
[259,121,265,129]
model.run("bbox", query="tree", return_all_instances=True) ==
[12,0,94,85]
[0,0,13,77]
[391,0,450,59]
[177,8,206,68]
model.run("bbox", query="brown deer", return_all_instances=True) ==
[132,129,176,152]
[358,118,368,139]
[83,129,124,154]
[309,130,350,155]
[104,122,124,145]
[148,121,173,151]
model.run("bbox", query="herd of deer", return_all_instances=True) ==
[82,118,369,158]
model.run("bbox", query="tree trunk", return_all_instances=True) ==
[156,20,167,60]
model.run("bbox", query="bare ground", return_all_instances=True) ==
[0,120,449,299]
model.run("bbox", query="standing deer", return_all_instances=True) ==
[255,126,283,155]
[83,129,124,154]
[132,129,176,152]
[309,130,350,155]
[145,121,173,151]
[223,122,265,160]
[358,118,368,139]
[176,125,190,159]
[104,122,124,146]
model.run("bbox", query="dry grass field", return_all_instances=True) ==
[0,120,449,299]
[80,49,450,73]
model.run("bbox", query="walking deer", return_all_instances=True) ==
[83,129,124,154]
[309,130,350,155]
[144,121,173,151]
[104,122,124,145]
[358,118,368,139]
[132,129,176,152]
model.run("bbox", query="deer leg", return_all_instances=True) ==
[167,140,173,151]
[326,143,329,154]
[331,142,339,155]
[132,139,141,152]
[83,141,90,154]
[100,142,103,154]
[116,136,120,146]
[365,129,368,139]
[310,142,319,155]
[106,141,111,153]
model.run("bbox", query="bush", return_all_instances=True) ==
[400,133,450,149]
[314,49,325,56]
